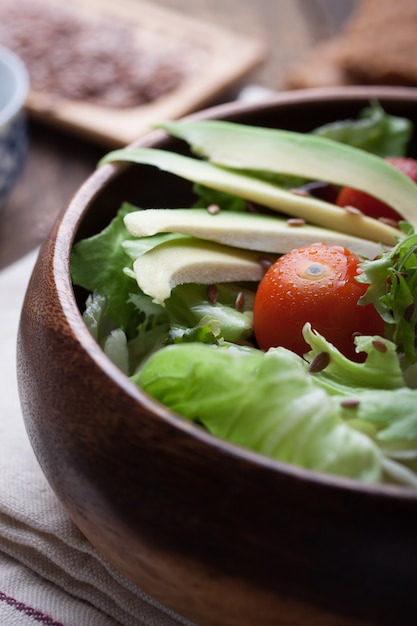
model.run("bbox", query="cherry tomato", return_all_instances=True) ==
[253,243,384,361]
[336,157,417,224]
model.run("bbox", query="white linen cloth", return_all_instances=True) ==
[0,249,196,626]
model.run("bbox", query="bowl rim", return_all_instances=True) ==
[0,45,29,127]
[57,85,417,501]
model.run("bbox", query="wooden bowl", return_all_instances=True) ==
[17,86,417,626]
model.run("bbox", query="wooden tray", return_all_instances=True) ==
[22,0,266,147]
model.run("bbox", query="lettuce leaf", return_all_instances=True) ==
[165,283,254,344]
[135,326,417,486]
[74,205,258,372]
[71,203,139,332]
[358,229,417,367]
[135,342,382,483]
[302,323,405,393]
[313,101,413,157]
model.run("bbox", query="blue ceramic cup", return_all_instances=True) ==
[0,45,29,208]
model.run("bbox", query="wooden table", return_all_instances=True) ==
[0,0,346,270]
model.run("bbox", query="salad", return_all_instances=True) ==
[71,102,417,487]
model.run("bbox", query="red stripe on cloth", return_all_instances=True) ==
[0,591,65,626]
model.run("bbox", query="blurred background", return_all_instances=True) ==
[141,0,354,90]
[1,0,415,268]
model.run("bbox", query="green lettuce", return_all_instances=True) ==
[135,342,383,482]
[71,203,138,332]
[301,323,405,393]
[72,205,257,371]
[313,101,413,157]
[71,104,417,486]
[358,227,417,366]
[136,329,417,486]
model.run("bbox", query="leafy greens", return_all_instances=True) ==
[71,102,417,487]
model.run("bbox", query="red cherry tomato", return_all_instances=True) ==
[253,243,384,361]
[336,157,417,224]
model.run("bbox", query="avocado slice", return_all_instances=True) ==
[101,148,400,246]
[159,120,417,228]
[124,208,384,259]
[132,237,276,305]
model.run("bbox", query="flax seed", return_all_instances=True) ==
[287,217,306,227]
[308,351,330,373]
[372,339,388,353]
[207,284,218,304]
[235,291,245,311]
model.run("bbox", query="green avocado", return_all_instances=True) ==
[101,148,400,246]
[124,207,384,259]
[159,120,417,230]
[131,237,276,305]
